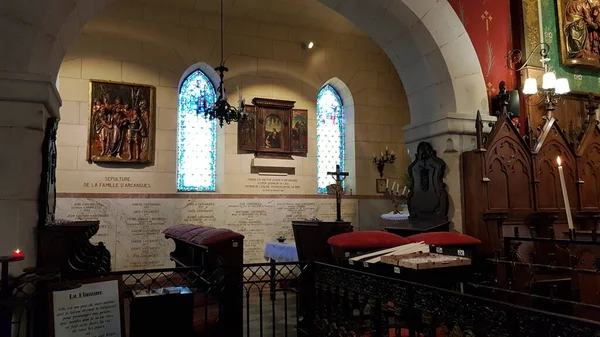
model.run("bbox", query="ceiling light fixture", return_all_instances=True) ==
[307,41,314,49]
[198,0,246,127]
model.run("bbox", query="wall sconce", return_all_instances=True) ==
[301,41,314,50]
[373,147,396,178]
[507,42,570,117]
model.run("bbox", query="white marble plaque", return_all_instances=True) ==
[115,199,175,270]
[56,196,359,269]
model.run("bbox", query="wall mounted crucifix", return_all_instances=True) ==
[327,164,349,222]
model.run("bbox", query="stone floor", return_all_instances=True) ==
[243,291,298,337]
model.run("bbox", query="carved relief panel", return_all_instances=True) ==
[533,121,578,211]
[577,123,600,210]
[484,120,533,212]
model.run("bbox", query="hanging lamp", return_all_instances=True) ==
[199,0,246,127]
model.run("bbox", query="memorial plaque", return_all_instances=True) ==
[225,199,274,263]
[56,197,360,267]
[174,199,226,226]
[50,277,124,337]
[115,199,175,270]
[273,200,318,240]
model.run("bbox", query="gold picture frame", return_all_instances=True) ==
[557,0,600,69]
[86,80,156,164]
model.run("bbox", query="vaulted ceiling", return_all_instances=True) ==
[123,0,365,35]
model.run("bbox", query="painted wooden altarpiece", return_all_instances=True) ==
[86,80,156,164]
[238,98,308,157]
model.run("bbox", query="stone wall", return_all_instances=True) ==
[54,1,409,269]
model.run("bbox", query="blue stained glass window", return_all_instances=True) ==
[316,85,345,194]
[176,70,217,192]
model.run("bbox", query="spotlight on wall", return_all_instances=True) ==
[302,41,314,50]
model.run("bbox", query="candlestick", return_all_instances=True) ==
[386,179,389,188]
[12,249,23,259]
[557,156,574,230]
[402,186,407,195]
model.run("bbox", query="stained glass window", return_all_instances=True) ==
[176,70,217,192]
[316,85,345,194]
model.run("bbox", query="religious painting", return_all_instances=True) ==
[238,106,257,151]
[557,0,600,69]
[237,97,308,157]
[86,80,155,164]
[264,114,283,149]
[290,109,308,153]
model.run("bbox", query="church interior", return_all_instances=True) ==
[3,0,600,336]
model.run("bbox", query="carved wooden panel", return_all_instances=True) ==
[484,118,533,212]
[577,123,600,210]
[533,120,578,211]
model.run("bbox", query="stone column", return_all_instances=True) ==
[403,112,496,233]
[0,71,60,270]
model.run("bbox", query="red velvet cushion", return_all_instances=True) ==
[406,232,481,246]
[327,231,409,250]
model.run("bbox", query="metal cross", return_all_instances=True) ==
[327,164,349,222]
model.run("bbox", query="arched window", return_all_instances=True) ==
[316,85,345,194]
[176,70,218,192]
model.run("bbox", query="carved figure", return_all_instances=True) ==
[87,80,155,163]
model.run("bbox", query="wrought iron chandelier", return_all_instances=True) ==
[198,0,246,127]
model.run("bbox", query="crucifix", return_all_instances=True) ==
[327,164,349,222]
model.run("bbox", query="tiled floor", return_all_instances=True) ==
[243,291,298,337]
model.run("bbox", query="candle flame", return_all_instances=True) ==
[557,156,562,166]
[15,249,20,254]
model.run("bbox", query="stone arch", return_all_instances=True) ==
[5,0,487,134]
[179,62,221,93]
[317,0,488,142]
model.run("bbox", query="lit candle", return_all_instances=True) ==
[557,156,574,230]
[386,179,389,188]
[402,186,407,195]
[396,184,400,193]
[391,181,396,190]
[12,249,23,259]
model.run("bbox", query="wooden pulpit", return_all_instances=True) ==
[292,220,352,262]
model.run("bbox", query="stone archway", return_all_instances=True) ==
[0,0,489,260]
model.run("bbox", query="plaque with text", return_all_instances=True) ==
[50,276,125,337]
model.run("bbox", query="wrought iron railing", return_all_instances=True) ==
[0,262,307,337]
[309,262,600,337]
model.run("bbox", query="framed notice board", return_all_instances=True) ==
[49,276,125,337]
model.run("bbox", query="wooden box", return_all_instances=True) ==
[380,252,471,270]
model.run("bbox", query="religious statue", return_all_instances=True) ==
[87,80,155,163]
[559,0,600,68]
